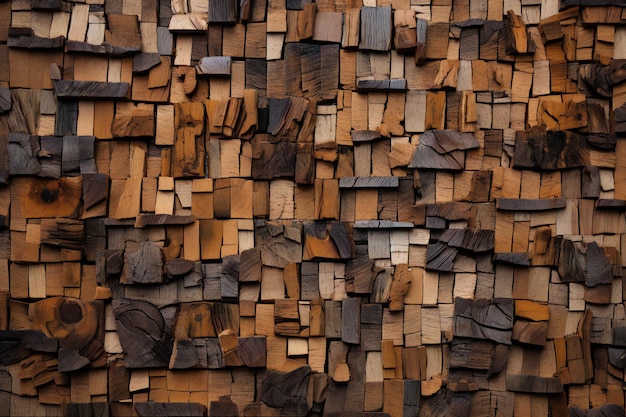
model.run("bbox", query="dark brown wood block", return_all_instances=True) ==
[132,53,162,73]
[239,248,262,282]
[359,6,392,51]
[134,403,206,416]
[303,221,354,261]
[504,10,535,55]
[134,214,195,228]
[8,133,40,175]
[32,0,62,10]
[513,126,590,170]
[356,79,407,92]
[8,35,65,49]
[512,320,548,346]
[238,336,267,367]
[0,88,10,113]
[40,218,84,250]
[408,130,479,171]
[495,198,566,211]
[106,14,142,49]
[261,366,311,416]
[114,300,172,368]
[558,239,613,287]
[209,0,238,23]
[170,338,200,369]
[454,298,514,344]
[122,242,163,284]
[505,374,563,393]
[82,173,108,210]
[53,80,130,100]
[341,297,360,344]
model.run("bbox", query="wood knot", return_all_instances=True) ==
[59,300,83,324]
[40,188,58,203]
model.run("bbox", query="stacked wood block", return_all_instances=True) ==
[2,0,626,416]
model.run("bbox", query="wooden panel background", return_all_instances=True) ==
[1,0,626,416]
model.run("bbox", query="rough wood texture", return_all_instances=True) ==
[111,103,155,137]
[303,221,354,261]
[209,0,238,24]
[197,56,231,76]
[114,301,172,368]
[558,239,614,287]
[8,35,65,49]
[3,0,626,415]
[261,366,311,417]
[454,298,514,344]
[122,241,164,284]
[505,10,534,55]
[496,198,566,211]
[513,126,590,170]
[505,374,564,393]
[356,79,407,92]
[135,402,206,416]
[408,130,480,170]
[53,80,130,100]
[359,6,392,51]
[449,339,508,375]
[133,53,162,73]
[0,88,10,113]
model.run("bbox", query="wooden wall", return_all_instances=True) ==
[1,0,626,416]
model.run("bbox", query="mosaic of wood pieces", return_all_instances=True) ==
[1,0,626,416]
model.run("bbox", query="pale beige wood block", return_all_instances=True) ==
[67,4,90,42]
[269,179,294,220]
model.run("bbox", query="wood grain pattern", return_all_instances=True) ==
[2,0,626,415]
[359,6,392,51]
[53,80,130,100]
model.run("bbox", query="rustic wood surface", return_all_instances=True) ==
[0,0,626,415]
